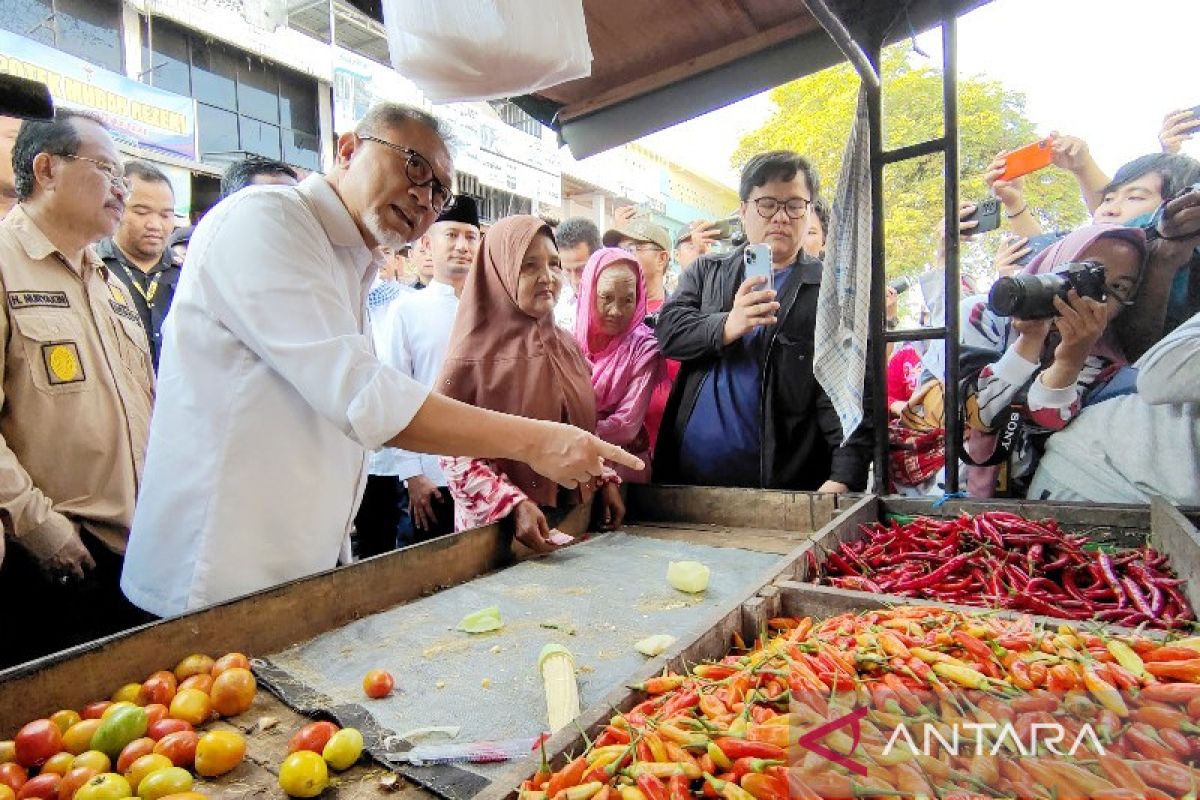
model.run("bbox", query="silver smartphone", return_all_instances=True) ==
[743,243,773,291]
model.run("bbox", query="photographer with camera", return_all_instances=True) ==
[960,225,1147,498]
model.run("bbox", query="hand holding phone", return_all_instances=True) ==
[1000,138,1054,181]
[1160,107,1200,154]
[963,197,1002,235]
[722,243,778,344]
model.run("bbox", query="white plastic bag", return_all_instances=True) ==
[382,0,593,103]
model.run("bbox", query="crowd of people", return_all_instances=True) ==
[0,97,1197,668]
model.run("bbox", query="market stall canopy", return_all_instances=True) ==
[512,0,990,159]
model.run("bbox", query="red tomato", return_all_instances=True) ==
[152,731,197,768]
[362,670,395,699]
[14,721,63,769]
[209,668,256,717]
[138,672,177,707]
[0,763,27,793]
[56,766,97,800]
[287,722,340,755]
[210,653,250,677]
[141,704,168,728]
[115,738,155,774]
[15,774,59,799]
[78,705,109,722]
[145,719,192,742]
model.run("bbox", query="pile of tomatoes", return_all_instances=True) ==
[277,721,364,798]
[0,652,254,800]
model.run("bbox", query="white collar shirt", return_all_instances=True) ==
[121,176,430,617]
[553,282,577,332]
[370,279,459,483]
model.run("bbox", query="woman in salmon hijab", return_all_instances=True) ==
[573,248,666,483]
[438,216,625,551]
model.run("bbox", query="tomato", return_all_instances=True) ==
[166,690,210,728]
[155,794,205,800]
[109,684,141,705]
[60,723,99,758]
[137,673,177,708]
[0,743,13,764]
[90,706,147,759]
[114,738,154,774]
[140,706,167,729]
[278,751,328,798]
[144,720,190,744]
[151,732,196,769]
[209,669,255,718]
[72,773,131,800]
[175,675,211,695]
[56,766,97,800]
[193,731,244,778]
[287,722,339,755]
[124,754,172,794]
[77,706,108,723]
[98,704,133,723]
[37,753,74,777]
[362,670,394,699]
[48,714,80,737]
[171,655,213,683]
[0,784,13,800]
[68,753,109,775]
[14,721,63,769]
[210,653,250,677]
[321,728,363,772]
[0,763,27,793]
[135,766,191,800]
[15,773,60,800]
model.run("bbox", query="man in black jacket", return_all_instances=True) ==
[654,151,873,493]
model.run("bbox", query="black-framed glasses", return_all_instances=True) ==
[358,135,454,212]
[751,196,812,220]
[58,153,127,187]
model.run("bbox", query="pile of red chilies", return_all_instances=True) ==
[817,511,1196,629]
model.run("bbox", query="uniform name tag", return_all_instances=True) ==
[8,290,69,310]
[109,299,141,324]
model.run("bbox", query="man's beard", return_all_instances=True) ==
[363,208,410,251]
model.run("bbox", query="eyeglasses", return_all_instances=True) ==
[751,196,812,220]
[621,243,664,254]
[357,135,454,212]
[59,154,127,187]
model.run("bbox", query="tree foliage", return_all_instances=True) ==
[733,48,1088,278]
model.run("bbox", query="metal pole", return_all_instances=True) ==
[803,0,881,89]
[867,38,888,493]
[941,2,962,494]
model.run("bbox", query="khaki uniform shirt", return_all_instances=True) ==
[0,205,154,558]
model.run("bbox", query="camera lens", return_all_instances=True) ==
[987,273,1064,319]
[988,277,1025,317]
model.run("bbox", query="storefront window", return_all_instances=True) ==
[141,16,321,172]
[1,0,122,74]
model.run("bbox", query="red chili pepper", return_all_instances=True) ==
[712,738,786,761]
[636,774,669,800]
[667,774,690,800]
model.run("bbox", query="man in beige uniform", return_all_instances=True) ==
[0,109,154,668]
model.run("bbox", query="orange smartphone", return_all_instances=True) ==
[1001,138,1053,181]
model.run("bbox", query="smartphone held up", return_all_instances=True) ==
[1000,138,1054,181]
[743,243,773,292]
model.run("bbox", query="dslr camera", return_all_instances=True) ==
[987,260,1108,320]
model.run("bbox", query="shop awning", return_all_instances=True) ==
[514,0,990,159]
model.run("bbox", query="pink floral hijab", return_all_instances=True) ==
[573,248,664,413]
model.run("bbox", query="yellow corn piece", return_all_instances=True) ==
[539,645,580,734]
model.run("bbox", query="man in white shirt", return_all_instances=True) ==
[120,103,640,617]
[553,217,599,331]
[364,195,481,548]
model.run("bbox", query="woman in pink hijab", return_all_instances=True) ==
[574,248,667,483]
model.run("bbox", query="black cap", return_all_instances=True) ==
[434,194,480,228]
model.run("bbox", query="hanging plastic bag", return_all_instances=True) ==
[382,0,593,103]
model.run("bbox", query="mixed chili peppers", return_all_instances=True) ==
[522,606,1200,800]
[815,512,1196,630]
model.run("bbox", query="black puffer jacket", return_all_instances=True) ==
[653,245,873,490]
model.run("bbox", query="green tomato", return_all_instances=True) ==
[90,706,148,758]
[321,727,364,771]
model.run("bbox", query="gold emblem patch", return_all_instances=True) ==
[109,284,127,305]
[42,342,85,385]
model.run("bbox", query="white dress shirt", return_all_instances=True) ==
[121,176,431,616]
[554,282,577,332]
[372,279,459,484]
